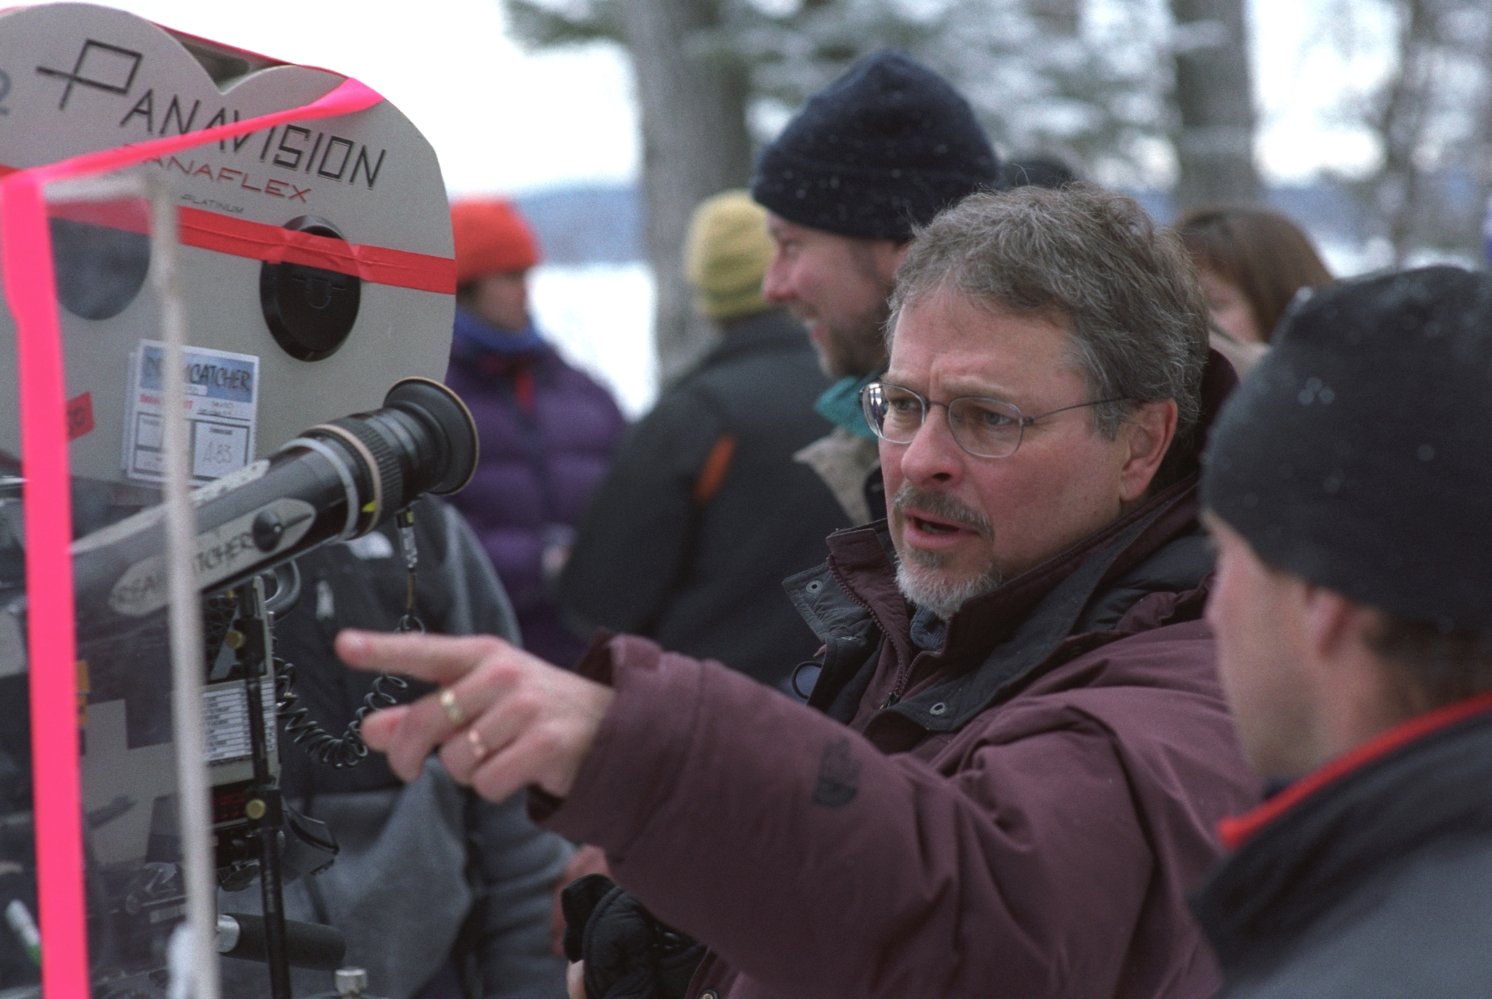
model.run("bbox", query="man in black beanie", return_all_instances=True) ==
[751,49,1001,523]
[1194,264,1492,997]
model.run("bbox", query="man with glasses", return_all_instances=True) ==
[332,185,1258,998]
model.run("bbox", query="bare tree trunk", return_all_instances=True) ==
[1168,0,1259,211]
[1363,0,1440,265]
[1325,0,1492,263]
[1027,0,1081,36]
[619,0,755,386]
[1474,12,1492,265]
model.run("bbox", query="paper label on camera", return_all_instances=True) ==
[123,340,260,484]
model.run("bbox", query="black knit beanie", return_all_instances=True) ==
[1202,265,1492,632]
[750,50,1000,242]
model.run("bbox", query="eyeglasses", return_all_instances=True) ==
[860,380,1132,459]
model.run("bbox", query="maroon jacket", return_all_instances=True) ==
[541,353,1256,996]
[542,467,1257,997]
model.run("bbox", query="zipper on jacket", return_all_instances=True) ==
[817,548,918,714]
[881,654,916,710]
[881,625,934,709]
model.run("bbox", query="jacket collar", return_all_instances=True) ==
[1194,691,1492,969]
[814,370,881,441]
[917,478,1206,730]
[807,472,1209,731]
[689,310,813,370]
[451,306,547,359]
[1219,689,1492,850]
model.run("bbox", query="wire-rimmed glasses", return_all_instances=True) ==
[860,380,1132,459]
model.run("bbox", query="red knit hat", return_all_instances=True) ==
[449,197,542,282]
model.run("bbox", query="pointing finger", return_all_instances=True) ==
[335,629,504,687]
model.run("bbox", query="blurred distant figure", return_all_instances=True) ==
[1174,205,1334,347]
[558,190,848,692]
[999,153,1080,190]
[443,197,627,666]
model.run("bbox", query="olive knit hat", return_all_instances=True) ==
[683,190,774,322]
[1202,264,1492,632]
[750,49,1000,242]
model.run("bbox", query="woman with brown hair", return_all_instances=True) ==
[1175,205,1335,348]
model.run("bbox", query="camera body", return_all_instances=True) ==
[0,4,466,996]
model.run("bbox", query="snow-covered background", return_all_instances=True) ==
[529,263,656,418]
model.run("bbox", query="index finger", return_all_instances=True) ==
[334,628,504,687]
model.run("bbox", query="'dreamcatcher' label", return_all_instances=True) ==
[107,496,317,617]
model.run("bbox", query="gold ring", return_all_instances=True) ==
[438,688,464,727]
[467,725,489,762]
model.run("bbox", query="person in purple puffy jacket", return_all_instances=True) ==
[443,197,627,666]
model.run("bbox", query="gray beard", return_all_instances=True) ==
[889,483,1000,617]
[894,554,1002,620]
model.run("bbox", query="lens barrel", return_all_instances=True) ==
[71,380,478,623]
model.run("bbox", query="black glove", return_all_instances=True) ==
[561,874,705,999]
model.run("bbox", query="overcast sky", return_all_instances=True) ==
[7,0,1392,415]
[9,0,642,197]
[9,0,1380,198]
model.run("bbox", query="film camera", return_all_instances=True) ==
[0,4,473,996]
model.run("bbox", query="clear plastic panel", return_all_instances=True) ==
[1,5,465,994]
[1,174,229,999]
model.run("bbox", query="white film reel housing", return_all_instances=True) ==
[0,1,457,487]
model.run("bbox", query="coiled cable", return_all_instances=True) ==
[273,656,409,769]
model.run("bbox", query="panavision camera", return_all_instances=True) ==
[0,4,473,997]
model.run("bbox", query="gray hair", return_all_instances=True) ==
[887,184,1210,489]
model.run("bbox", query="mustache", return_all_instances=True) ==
[891,484,992,536]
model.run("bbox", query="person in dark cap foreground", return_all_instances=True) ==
[332,185,1258,999]
[751,49,1001,524]
[1194,264,1492,997]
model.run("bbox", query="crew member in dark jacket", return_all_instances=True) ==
[219,497,571,999]
[443,197,627,666]
[1193,265,1492,998]
[335,186,1259,999]
[558,190,848,692]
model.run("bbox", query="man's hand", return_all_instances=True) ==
[335,630,615,801]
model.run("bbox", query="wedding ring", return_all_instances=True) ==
[438,688,464,726]
[467,725,490,762]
